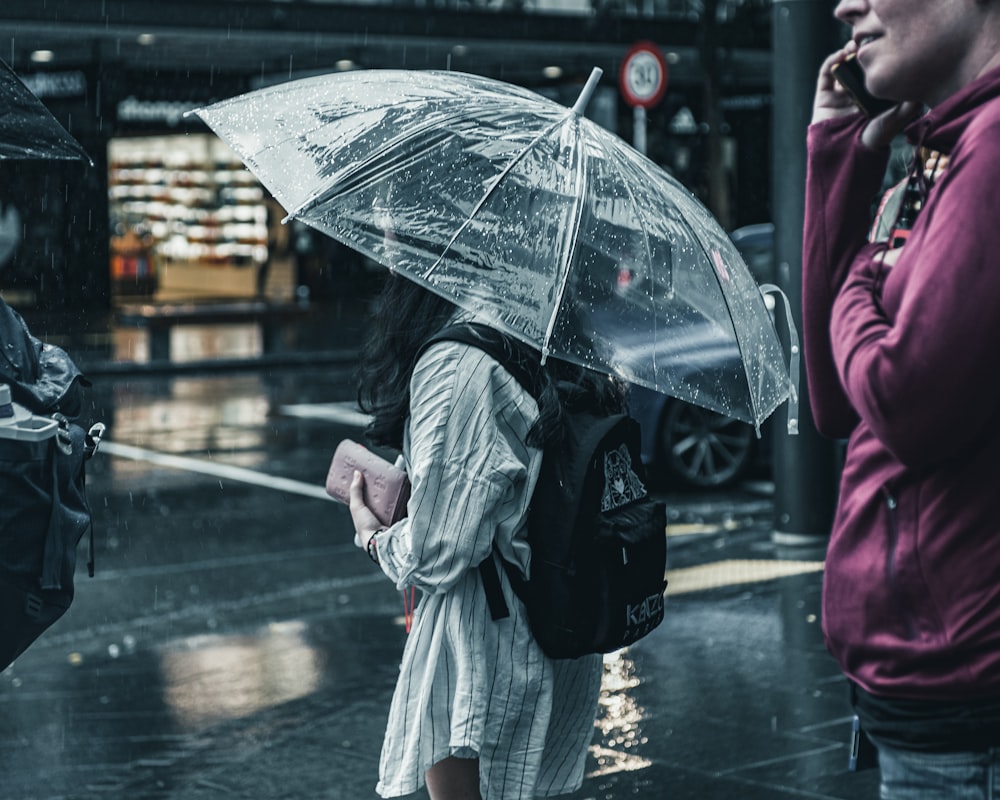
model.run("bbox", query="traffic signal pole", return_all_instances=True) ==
[771,0,841,544]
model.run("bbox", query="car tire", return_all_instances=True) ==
[658,401,756,489]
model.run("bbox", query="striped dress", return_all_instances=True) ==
[369,338,602,799]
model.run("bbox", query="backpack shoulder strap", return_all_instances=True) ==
[420,322,542,622]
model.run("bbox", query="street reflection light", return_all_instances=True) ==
[158,620,322,729]
[588,651,654,777]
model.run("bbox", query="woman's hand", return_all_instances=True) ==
[812,45,922,149]
[348,470,383,550]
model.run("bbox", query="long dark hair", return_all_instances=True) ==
[357,274,627,451]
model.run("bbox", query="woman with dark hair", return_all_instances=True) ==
[348,274,625,800]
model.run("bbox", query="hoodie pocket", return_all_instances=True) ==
[881,485,922,641]
[882,483,945,642]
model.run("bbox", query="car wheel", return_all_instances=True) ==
[658,401,755,489]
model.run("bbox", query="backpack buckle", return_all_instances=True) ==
[52,413,73,455]
[85,422,106,459]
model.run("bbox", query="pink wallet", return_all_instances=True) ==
[325,439,411,527]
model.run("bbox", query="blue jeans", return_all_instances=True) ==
[873,739,1000,800]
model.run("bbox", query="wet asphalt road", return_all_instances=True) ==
[0,358,880,800]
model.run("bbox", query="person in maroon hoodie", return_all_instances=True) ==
[803,0,1000,795]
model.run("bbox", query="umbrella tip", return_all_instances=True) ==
[570,67,603,116]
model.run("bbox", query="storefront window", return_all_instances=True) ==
[107,134,291,303]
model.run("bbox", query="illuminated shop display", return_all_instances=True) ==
[108,134,269,298]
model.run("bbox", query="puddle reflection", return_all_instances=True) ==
[168,323,262,362]
[158,620,322,729]
[589,650,653,778]
[112,376,271,445]
[112,323,263,364]
[104,376,272,484]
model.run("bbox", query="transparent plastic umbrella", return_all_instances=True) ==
[0,59,91,162]
[194,68,795,431]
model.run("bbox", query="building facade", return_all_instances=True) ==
[0,0,773,309]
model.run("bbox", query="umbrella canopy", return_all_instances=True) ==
[0,59,91,162]
[194,68,794,430]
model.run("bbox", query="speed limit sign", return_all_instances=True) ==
[619,42,668,109]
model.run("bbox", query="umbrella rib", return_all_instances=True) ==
[608,143,764,424]
[588,133,663,377]
[592,136,762,424]
[539,115,587,364]
[422,111,573,284]
[682,214,762,426]
[646,191,762,424]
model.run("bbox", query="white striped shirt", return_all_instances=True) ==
[371,339,602,799]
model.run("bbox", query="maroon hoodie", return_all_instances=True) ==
[803,66,1000,701]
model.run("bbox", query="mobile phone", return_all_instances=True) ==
[831,56,896,118]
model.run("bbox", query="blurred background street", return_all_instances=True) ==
[0,1,869,794]
[1,312,876,800]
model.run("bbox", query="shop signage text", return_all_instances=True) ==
[20,71,87,100]
[117,96,193,128]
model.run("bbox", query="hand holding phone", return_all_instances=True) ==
[831,56,896,118]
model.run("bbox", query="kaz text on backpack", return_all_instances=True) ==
[0,299,104,670]
[423,322,668,660]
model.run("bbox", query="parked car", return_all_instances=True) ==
[630,223,776,489]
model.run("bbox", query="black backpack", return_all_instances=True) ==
[0,299,103,670]
[423,322,667,659]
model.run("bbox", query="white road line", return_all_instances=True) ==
[89,545,356,580]
[101,441,332,501]
[18,572,388,652]
[279,401,372,426]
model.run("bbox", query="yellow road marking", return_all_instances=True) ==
[665,558,824,596]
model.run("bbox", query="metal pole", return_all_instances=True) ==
[771,0,840,544]
[633,106,647,155]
